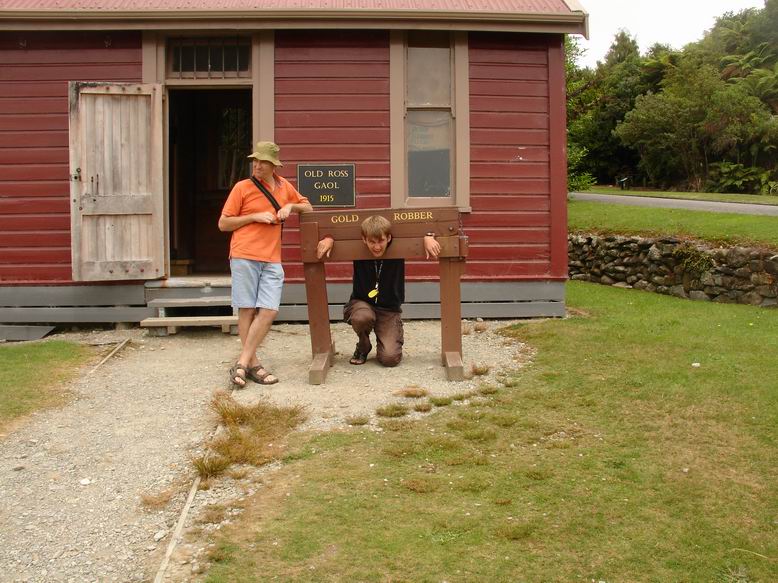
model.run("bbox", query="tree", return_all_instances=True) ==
[616,63,775,191]
[721,42,775,79]
[602,30,640,68]
[564,35,596,191]
[734,62,778,112]
[570,31,646,184]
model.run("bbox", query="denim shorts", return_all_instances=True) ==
[230,258,284,311]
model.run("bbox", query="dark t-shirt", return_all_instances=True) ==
[351,258,404,312]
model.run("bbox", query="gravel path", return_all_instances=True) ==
[0,319,530,582]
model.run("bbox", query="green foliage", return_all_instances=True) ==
[569,200,778,250]
[671,244,714,277]
[204,283,778,582]
[615,63,774,191]
[566,140,595,191]
[707,161,778,195]
[0,340,90,429]
[568,2,778,191]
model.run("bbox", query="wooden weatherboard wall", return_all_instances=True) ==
[466,32,562,281]
[0,31,143,283]
[273,30,565,286]
[274,30,391,282]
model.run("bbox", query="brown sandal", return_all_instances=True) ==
[228,364,249,388]
[247,365,279,385]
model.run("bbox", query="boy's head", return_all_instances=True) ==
[361,215,392,257]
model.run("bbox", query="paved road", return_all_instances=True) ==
[570,192,778,217]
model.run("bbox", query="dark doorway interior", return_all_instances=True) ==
[169,89,252,274]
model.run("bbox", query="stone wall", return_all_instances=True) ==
[568,234,778,307]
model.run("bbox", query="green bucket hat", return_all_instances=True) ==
[247,141,283,167]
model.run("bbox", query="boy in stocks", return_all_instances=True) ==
[316,215,440,367]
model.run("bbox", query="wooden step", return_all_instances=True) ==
[140,315,238,336]
[147,297,232,308]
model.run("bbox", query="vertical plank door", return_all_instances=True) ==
[69,82,165,281]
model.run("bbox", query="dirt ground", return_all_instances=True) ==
[0,319,531,582]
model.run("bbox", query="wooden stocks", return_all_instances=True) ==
[299,208,468,384]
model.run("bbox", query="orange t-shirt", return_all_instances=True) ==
[220,174,309,263]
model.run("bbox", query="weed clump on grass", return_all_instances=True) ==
[478,384,499,396]
[471,363,491,376]
[446,418,475,432]
[379,419,415,432]
[192,391,307,479]
[463,427,497,443]
[383,441,420,458]
[345,415,369,426]
[394,385,429,398]
[459,409,485,421]
[526,468,552,481]
[207,541,239,564]
[192,454,230,480]
[451,392,469,401]
[445,452,489,466]
[376,403,409,418]
[404,477,439,493]
[499,376,521,388]
[430,396,453,407]
[414,401,433,413]
[490,413,518,428]
[496,522,536,541]
[457,477,491,493]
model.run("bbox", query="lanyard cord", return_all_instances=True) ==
[374,260,383,285]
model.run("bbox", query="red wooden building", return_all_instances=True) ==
[0,1,589,334]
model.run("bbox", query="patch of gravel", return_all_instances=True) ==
[0,319,531,582]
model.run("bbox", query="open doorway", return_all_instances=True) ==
[168,89,252,275]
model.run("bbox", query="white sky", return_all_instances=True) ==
[574,0,767,69]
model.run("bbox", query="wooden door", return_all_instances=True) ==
[68,82,165,281]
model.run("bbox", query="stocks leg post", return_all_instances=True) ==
[439,257,464,381]
[303,261,334,384]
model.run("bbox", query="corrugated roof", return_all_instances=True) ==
[0,0,588,37]
[1,0,575,13]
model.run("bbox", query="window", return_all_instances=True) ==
[391,31,470,210]
[169,37,251,79]
[406,32,452,198]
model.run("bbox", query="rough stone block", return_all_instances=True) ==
[743,292,765,306]
[751,272,774,286]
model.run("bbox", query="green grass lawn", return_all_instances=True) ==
[0,340,91,432]
[569,200,778,250]
[203,282,778,582]
[582,185,778,206]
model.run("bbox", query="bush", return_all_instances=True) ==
[706,162,777,195]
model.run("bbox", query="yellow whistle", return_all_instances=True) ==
[368,289,378,298]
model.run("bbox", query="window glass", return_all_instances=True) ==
[168,38,250,78]
[407,110,452,197]
[407,45,450,106]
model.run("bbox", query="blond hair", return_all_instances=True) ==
[361,215,391,239]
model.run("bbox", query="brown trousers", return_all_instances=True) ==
[343,299,404,367]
